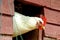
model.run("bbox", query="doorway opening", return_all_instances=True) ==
[13,0,44,40]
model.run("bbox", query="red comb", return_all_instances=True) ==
[41,16,47,26]
[39,16,47,30]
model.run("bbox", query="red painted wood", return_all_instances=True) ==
[17,0,42,6]
[51,0,60,10]
[44,8,60,39]
[0,15,13,35]
[39,30,43,40]
[0,35,12,40]
[44,8,60,25]
[0,0,60,40]
[41,0,51,7]
[17,0,51,7]
[0,0,14,40]
[0,0,14,15]
[45,24,60,38]
[24,0,42,5]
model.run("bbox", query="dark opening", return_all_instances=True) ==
[14,0,44,17]
[13,0,44,40]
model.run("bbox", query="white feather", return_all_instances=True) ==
[13,12,44,37]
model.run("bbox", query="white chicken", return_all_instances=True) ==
[13,12,44,37]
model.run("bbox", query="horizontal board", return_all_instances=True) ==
[0,35,12,40]
[51,0,60,10]
[0,0,14,15]
[0,15,13,35]
[44,8,60,25]
[45,24,60,38]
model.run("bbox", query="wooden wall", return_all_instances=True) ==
[0,0,14,40]
[0,0,60,40]
[17,0,60,40]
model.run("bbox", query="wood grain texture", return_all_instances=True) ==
[0,0,14,15]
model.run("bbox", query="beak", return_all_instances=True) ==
[42,26,45,30]
[37,21,45,30]
[39,21,45,30]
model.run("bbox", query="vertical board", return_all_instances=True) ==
[39,30,43,40]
